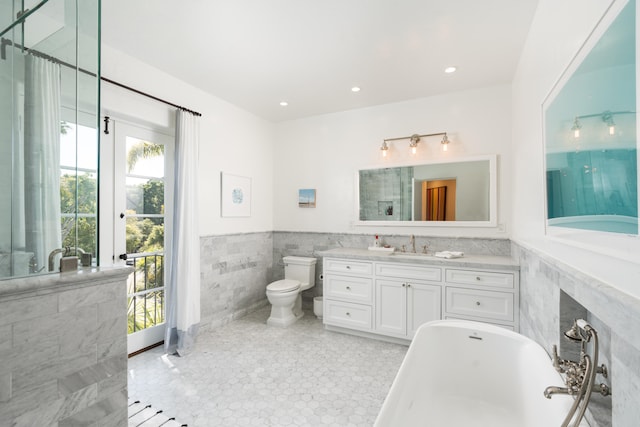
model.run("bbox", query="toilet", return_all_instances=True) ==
[266,256,316,327]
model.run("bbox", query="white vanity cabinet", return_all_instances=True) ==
[323,258,375,332]
[321,251,519,342]
[443,267,519,330]
[375,263,442,339]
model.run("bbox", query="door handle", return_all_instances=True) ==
[119,253,128,260]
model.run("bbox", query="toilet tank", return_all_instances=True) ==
[283,256,316,286]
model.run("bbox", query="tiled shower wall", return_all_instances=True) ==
[513,242,640,427]
[0,268,130,426]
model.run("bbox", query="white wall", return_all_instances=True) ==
[273,85,512,237]
[101,45,275,237]
[512,0,614,240]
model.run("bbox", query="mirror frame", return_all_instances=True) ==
[542,0,639,238]
[354,154,497,227]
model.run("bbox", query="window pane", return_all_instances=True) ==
[126,217,164,254]
[126,177,164,215]
[126,137,164,177]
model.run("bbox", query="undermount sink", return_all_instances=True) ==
[392,252,433,257]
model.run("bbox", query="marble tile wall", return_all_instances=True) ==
[513,242,640,427]
[272,231,511,300]
[0,268,131,427]
[200,232,274,331]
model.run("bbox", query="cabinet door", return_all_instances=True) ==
[375,279,407,337]
[407,283,442,339]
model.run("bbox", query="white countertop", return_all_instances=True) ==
[317,248,519,271]
[0,265,133,299]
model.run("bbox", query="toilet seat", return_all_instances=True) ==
[267,279,300,293]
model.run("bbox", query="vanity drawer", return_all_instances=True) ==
[324,274,373,304]
[324,258,373,276]
[376,262,442,282]
[324,299,372,331]
[446,287,514,322]
[445,269,514,289]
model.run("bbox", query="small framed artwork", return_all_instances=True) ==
[298,189,316,208]
[221,172,252,217]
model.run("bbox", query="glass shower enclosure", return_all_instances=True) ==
[0,0,100,278]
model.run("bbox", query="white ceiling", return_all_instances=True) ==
[101,0,539,122]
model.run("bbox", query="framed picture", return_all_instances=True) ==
[298,189,316,208]
[221,172,251,217]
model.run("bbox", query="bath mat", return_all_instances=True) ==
[128,398,187,427]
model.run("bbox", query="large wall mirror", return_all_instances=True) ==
[356,155,497,227]
[543,0,638,235]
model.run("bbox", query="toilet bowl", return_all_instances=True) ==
[266,256,316,327]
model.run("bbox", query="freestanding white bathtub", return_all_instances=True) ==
[375,320,576,427]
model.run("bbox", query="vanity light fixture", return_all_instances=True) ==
[571,116,582,139]
[380,141,389,157]
[570,110,635,138]
[602,111,615,135]
[441,134,450,151]
[409,134,420,154]
[380,132,448,157]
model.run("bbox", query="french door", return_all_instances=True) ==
[112,121,174,354]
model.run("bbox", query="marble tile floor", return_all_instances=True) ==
[127,306,408,426]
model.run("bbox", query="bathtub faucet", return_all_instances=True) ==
[543,385,571,399]
[545,319,611,427]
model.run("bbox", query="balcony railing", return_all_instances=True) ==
[126,252,164,334]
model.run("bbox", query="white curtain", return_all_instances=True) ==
[165,109,201,356]
[23,55,62,272]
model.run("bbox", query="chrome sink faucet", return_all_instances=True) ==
[409,235,416,253]
[48,248,65,272]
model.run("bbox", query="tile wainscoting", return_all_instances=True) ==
[200,232,274,331]
[199,231,511,330]
[514,241,640,427]
[272,231,511,300]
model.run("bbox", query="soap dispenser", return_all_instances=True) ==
[374,234,380,247]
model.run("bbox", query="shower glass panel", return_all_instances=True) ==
[0,0,100,278]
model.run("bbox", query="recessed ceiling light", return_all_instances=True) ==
[351,86,361,92]
[444,66,457,74]
[279,101,288,106]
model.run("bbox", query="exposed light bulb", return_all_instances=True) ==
[441,134,449,152]
[609,125,615,135]
[571,117,581,139]
[380,141,389,157]
[411,146,417,155]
